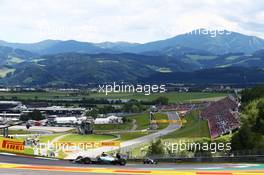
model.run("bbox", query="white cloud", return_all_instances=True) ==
[0,0,263,43]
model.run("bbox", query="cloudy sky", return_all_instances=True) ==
[0,0,264,43]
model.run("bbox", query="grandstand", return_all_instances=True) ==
[201,96,240,139]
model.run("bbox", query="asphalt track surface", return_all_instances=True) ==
[0,154,264,175]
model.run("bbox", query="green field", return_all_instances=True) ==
[59,134,116,142]
[154,113,169,129]
[157,67,172,73]
[127,112,169,130]
[225,55,240,61]
[39,133,64,143]
[0,67,15,78]
[130,113,150,130]
[0,91,227,103]
[118,131,148,142]
[163,110,210,139]
[0,91,78,100]
[8,57,24,64]
[88,92,227,103]
[0,129,36,135]
[94,122,132,131]
[187,54,217,61]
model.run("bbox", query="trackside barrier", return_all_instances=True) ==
[0,138,25,153]
[128,155,264,163]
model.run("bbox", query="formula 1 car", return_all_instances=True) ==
[74,153,126,166]
[143,157,158,164]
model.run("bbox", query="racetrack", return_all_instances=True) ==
[2,113,264,174]
[0,154,264,175]
[65,112,182,159]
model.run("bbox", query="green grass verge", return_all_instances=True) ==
[130,113,150,130]
[163,110,210,139]
[155,113,169,129]
[39,133,64,143]
[118,131,148,142]
[130,112,169,130]
[59,134,116,142]
[94,121,132,131]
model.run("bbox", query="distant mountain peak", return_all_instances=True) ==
[0,29,264,55]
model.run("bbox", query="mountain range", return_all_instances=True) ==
[1,29,264,86]
[2,29,264,55]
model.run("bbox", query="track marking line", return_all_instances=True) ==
[196,172,232,175]
[35,157,59,160]
[0,152,16,156]
[114,169,151,174]
[0,163,264,175]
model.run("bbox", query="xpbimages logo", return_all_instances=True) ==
[164,140,232,154]
[187,28,232,37]
[98,82,166,95]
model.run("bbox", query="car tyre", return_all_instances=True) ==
[119,159,126,166]
[83,157,91,164]
[75,156,84,164]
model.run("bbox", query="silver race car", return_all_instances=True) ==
[74,152,126,166]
